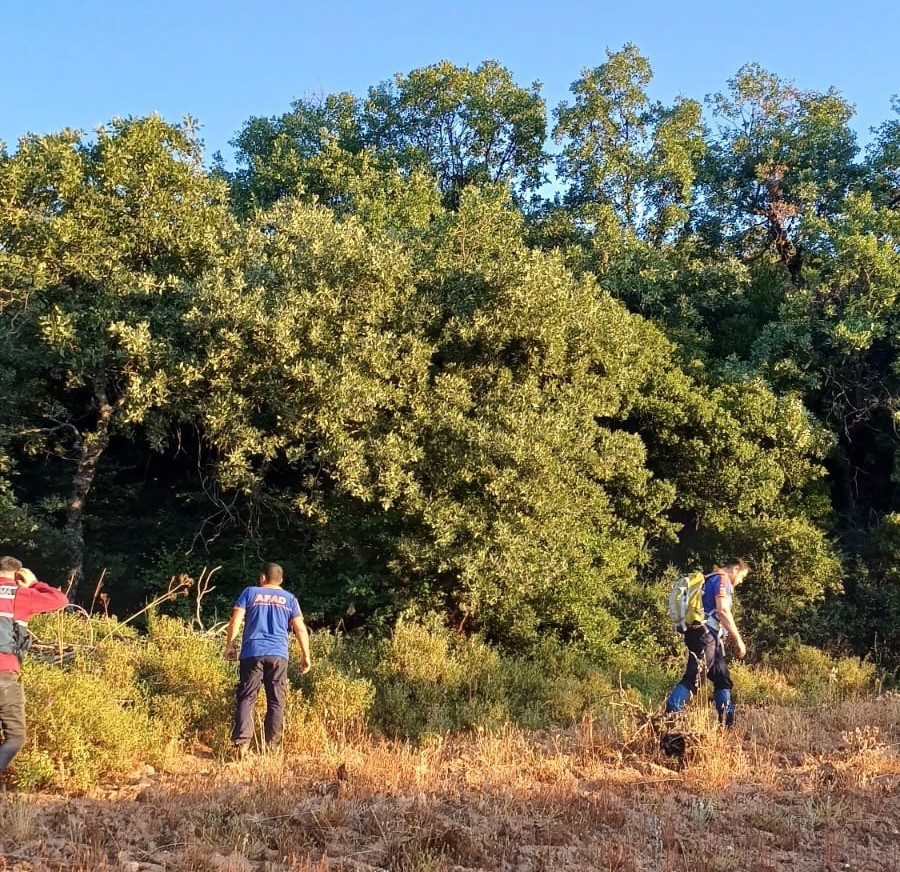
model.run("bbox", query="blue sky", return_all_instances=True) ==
[2,1,897,165]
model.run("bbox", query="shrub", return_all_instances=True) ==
[376,616,466,686]
[73,639,144,696]
[8,748,56,791]
[276,688,324,753]
[765,643,877,704]
[13,611,888,794]
[730,662,799,706]
[348,616,643,738]
[27,610,140,650]
[137,616,234,748]
[18,660,164,792]
[305,666,375,738]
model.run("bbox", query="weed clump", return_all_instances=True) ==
[763,642,877,703]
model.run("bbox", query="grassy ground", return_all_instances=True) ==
[1,694,897,871]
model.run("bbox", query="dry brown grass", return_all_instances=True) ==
[1,694,898,871]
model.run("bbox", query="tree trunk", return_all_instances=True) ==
[65,374,117,600]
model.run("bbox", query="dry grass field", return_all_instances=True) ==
[1,694,897,872]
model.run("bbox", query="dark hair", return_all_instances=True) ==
[723,558,749,577]
[0,556,23,572]
[262,562,283,584]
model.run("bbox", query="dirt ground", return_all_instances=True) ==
[1,696,898,871]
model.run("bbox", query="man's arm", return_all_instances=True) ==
[224,607,245,661]
[290,615,311,674]
[715,591,746,659]
[14,568,69,618]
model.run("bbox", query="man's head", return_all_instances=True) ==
[259,562,283,586]
[0,556,23,575]
[725,559,750,586]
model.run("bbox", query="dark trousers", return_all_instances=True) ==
[678,626,733,695]
[231,656,288,748]
[0,672,26,773]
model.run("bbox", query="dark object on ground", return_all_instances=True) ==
[660,730,687,759]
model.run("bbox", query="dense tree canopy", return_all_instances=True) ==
[2,49,899,667]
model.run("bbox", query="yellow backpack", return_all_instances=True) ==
[667,570,707,632]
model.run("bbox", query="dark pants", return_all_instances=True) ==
[679,626,733,695]
[0,671,26,773]
[666,626,736,725]
[231,656,288,749]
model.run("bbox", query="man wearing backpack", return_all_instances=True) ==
[665,559,749,727]
[0,556,69,775]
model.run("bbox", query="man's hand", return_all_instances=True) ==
[15,568,37,588]
[224,643,238,662]
[299,656,311,675]
[735,638,747,660]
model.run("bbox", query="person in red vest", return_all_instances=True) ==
[0,556,69,775]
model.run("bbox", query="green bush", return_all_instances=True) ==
[764,642,877,704]
[137,616,235,747]
[730,662,799,705]
[376,616,467,686]
[11,612,889,793]
[305,666,375,737]
[315,616,648,739]
[728,643,879,707]
[19,660,165,792]
[603,642,674,702]
[28,610,140,649]
[73,639,144,697]
[8,748,57,791]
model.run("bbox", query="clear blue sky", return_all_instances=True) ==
[2,0,897,165]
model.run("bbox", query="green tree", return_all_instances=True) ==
[185,188,686,650]
[228,92,363,213]
[0,116,233,594]
[554,45,705,243]
[182,198,434,615]
[228,90,446,241]
[866,96,900,210]
[700,63,860,288]
[364,60,547,204]
[231,61,547,217]
[401,187,681,649]
[752,192,900,513]
[619,337,840,645]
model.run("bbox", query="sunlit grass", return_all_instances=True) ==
[4,614,898,869]
[1,693,897,870]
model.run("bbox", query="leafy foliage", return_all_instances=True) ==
[0,115,233,592]
[554,45,705,241]
[1,53,899,669]
[365,60,547,203]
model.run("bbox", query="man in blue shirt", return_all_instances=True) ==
[224,563,311,756]
[665,559,749,728]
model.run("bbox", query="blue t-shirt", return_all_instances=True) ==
[235,585,302,659]
[701,572,733,636]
